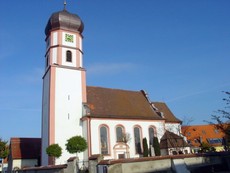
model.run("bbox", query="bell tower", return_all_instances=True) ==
[41,7,86,165]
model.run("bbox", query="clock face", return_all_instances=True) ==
[65,33,74,43]
[63,32,76,47]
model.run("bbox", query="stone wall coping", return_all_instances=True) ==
[98,151,230,165]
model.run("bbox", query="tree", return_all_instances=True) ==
[0,139,9,159]
[66,136,87,155]
[0,139,9,171]
[46,144,62,164]
[121,132,131,144]
[199,142,215,153]
[153,137,161,156]
[121,132,131,158]
[209,91,230,150]
[142,138,148,157]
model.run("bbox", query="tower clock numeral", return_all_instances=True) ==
[65,33,74,43]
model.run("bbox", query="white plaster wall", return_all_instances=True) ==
[165,123,181,135]
[12,159,37,169]
[79,52,83,67]
[61,48,77,67]
[41,71,50,166]
[167,146,191,155]
[90,119,165,159]
[52,47,57,64]
[0,163,7,173]
[54,68,83,164]
[52,32,58,46]
[79,36,82,50]
[82,120,89,162]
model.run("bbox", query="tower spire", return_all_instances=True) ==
[64,0,67,10]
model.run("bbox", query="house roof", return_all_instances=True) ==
[160,130,189,149]
[9,138,41,159]
[182,124,226,147]
[152,102,182,123]
[86,86,163,120]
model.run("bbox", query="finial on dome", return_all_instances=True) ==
[64,0,67,10]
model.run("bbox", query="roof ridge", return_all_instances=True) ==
[87,85,141,93]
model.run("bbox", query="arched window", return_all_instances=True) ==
[116,126,124,142]
[66,50,72,62]
[134,126,142,154]
[100,126,109,155]
[148,126,156,146]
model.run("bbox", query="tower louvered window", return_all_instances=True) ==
[66,50,72,62]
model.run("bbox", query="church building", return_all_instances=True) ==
[41,6,189,166]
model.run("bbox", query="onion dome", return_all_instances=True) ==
[45,9,84,36]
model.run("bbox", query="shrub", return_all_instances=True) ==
[66,136,87,155]
[142,138,148,157]
[153,137,161,156]
[46,144,62,158]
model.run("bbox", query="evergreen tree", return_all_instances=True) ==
[142,138,148,157]
[153,137,161,156]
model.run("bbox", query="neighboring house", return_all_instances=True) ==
[7,138,41,172]
[0,158,8,173]
[182,124,225,153]
[160,130,190,155]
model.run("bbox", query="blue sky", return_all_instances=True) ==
[0,0,230,141]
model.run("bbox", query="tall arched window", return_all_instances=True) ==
[66,50,72,62]
[134,126,142,154]
[100,126,109,155]
[149,127,155,146]
[116,126,124,142]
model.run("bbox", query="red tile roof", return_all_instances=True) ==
[10,138,41,159]
[152,102,182,123]
[182,124,225,147]
[86,86,163,120]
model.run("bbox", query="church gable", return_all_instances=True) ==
[152,102,182,123]
[86,86,163,120]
